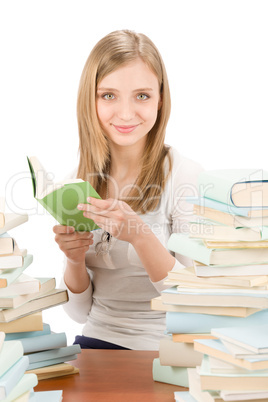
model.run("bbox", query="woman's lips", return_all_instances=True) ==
[113,125,138,134]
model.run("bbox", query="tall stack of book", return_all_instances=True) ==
[0,207,80,384]
[152,168,268,390]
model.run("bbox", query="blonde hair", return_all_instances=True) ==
[77,29,172,213]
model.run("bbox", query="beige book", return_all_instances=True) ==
[27,363,79,380]
[0,312,43,333]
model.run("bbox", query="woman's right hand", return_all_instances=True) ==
[53,225,94,265]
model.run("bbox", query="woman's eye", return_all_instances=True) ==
[137,94,149,100]
[103,94,115,100]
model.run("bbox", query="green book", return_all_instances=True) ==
[27,156,101,231]
[152,358,189,387]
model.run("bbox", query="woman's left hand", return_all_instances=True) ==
[77,197,148,243]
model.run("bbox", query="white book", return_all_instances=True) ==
[0,274,40,296]
[0,214,28,236]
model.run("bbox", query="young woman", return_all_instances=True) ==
[53,29,202,350]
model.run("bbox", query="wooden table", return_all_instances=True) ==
[34,350,187,401]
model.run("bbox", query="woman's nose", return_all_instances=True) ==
[116,99,135,121]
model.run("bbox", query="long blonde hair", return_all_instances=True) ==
[77,29,172,213]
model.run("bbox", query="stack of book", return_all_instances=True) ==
[0,207,80,383]
[174,324,268,402]
[152,168,268,389]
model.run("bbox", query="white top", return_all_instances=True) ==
[60,147,203,350]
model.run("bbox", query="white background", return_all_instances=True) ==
[0,0,267,344]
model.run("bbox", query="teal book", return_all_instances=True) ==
[211,324,268,354]
[27,344,81,364]
[0,340,24,377]
[5,323,51,341]
[165,309,268,334]
[197,168,268,208]
[168,233,268,266]
[29,390,63,401]
[27,156,101,232]
[0,254,33,288]
[15,332,67,354]
[152,358,189,387]
[0,356,29,400]
[2,373,38,402]
[28,353,78,370]
[187,196,268,217]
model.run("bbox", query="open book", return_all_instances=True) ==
[27,156,101,231]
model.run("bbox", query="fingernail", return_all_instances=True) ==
[87,197,91,203]
[77,204,83,209]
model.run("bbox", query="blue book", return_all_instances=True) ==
[5,323,51,341]
[28,353,78,370]
[211,324,268,354]
[11,332,67,354]
[0,356,29,400]
[29,390,63,401]
[28,344,81,364]
[165,309,268,334]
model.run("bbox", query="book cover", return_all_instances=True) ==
[0,254,33,289]
[189,218,268,241]
[211,324,268,354]
[27,344,81,364]
[0,312,43,334]
[167,266,268,288]
[26,362,79,381]
[194,261,268,277]
[17,331,67,354]
[199,354,268,391]
[174,391,198,402]
[165,309,268,334]
[2,373,38,402]
[159,336,202,367]
[0,277,56,309]
[152,358,189,387]
[194,338,268,370]
[221,339,268,359]
[162,287,268,309]
[151,296,258,318]
[0,340,24,377]
[28,354,78,370]
[29,390,63,401]
[168,233,268,266]
[188,196,268,218]
[0,288,68,323]
[0,356,29,400]
[27,156,101,232]
[0,244,27,269]
[5,323,50,341]
[0,234,14,255]
[0,274,40,297]
[197,168,268,208]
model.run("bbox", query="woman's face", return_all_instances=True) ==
[96,58,161,150]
